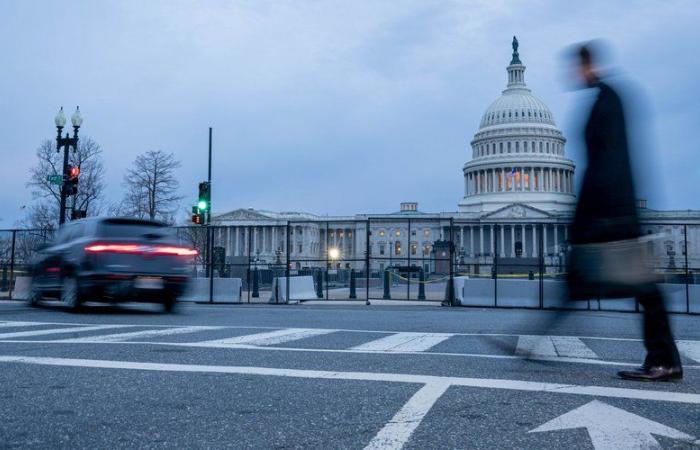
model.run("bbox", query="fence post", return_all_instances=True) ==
[418,269,426,300]
[448,218,455,306]
[383,270,391,299]
[349,269,356,299]
[685,224,690,314]
[8,230,16,300]
[493,224,498,308]
[365,219,371,305]
[539,223,544,309]
[285,222,290,304]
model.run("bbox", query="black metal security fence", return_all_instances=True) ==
[1,219,698,313]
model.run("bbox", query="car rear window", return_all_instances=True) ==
[96,219,175,239]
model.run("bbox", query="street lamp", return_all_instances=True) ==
[328,247,340,268]
[54,106,82,225]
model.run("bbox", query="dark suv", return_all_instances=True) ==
[28,217,197,312]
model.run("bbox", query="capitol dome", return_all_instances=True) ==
[458,37,576,215]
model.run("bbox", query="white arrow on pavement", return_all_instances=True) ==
[529,400,695,449]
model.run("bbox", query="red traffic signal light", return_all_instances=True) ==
[69,166,80,179]
[191,213,203,225]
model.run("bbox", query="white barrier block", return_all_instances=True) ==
[269,276,317,304]
[496,279,539,308]
[11,277,31,300]
[179,278,242,303]
[452,276,469,304]
[457,278,495,307]
[542,280,590,310]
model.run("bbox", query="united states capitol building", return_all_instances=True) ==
[212,38,699,274]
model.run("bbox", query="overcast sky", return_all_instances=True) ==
[1,0,698,225]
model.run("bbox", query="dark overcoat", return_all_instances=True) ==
[569,81,641,245]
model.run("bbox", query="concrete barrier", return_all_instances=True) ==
[453,278,698,312]
[269,276,317,304]
[179,278,242,303]
[10,277,31,300]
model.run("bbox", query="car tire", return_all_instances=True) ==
[27,282,42,307]
[163,296,177,313]
[61,275,82,312]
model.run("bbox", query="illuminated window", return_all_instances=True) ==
[379,230,385,237]
[395,242,402,255]
[423,244,431,256]
[395,230,401,237]
[424,229,430,237]
[411,244,417,255]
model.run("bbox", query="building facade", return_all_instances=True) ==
[210,38,700,274]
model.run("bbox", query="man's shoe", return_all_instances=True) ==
[618,366,683,382]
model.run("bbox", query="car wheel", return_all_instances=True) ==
[61,276,82,311]
[27,282,42,307]
[163,295,177,313]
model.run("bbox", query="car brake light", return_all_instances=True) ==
[85,243,197,256]
[152,246,198,256]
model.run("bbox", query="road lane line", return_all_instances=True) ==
[352,333,452,352]
[192,328,335,347]
[677,340,700,363]
[1,355,699,405]
[364,382,449,450]
[551,337,598,359]
[53,326,223,343]
[515,335,557,357]
[0,325,133,339]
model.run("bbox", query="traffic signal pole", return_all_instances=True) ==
[207,127,214,304]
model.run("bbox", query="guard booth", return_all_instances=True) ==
[432,240,452,274]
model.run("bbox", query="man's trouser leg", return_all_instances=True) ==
[637,285,681,368]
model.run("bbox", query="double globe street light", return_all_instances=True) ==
[54,106,83,224]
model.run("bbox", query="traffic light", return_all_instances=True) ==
[66,166,79,196]
[198,181,210,212]
[191,205,205,225]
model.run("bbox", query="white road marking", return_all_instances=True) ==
[0,321,44,328]
[0,325,132,339]
[551,336,598,359]
[53,326,223,343]
[677,340,700,363]
[352,333,452,352]
[192,328,335,347]
[530,400,695,449]
[1,355,699,405]
[516,335,557,357]
[363,382,450,450]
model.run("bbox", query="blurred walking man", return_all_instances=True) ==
[568,42,682,381]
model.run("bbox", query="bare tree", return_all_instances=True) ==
[119,150,183,223]
[25,137,106,228]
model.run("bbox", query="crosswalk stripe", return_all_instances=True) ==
[54,326,223,343]
[193,328,335,347]
[515,335,558,357]
[551,337,598,359]
[352,333,453,352]
[0,325,133,340]
[677,340,700,363]
[0,321,44,328]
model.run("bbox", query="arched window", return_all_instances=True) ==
[394,241,402,255]
[546,142,550,153]
[515,142,519,153]
[539,142,543,152]
[499,142,503,153]
[507,142,511,153]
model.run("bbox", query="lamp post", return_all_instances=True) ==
[54,106,83,225]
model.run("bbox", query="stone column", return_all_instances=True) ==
[543,225,548,256]
[470,226,475,257]
[500,225,505,257]
[489,225,494,256]
[533,224,538,257]
[521,224,526,255]
[510,226,515,257]
[479,226,484,256]
[461,226,465,255]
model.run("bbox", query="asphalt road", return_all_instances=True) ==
[0,300,698,449]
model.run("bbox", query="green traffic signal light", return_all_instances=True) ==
[198,200,208,210]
